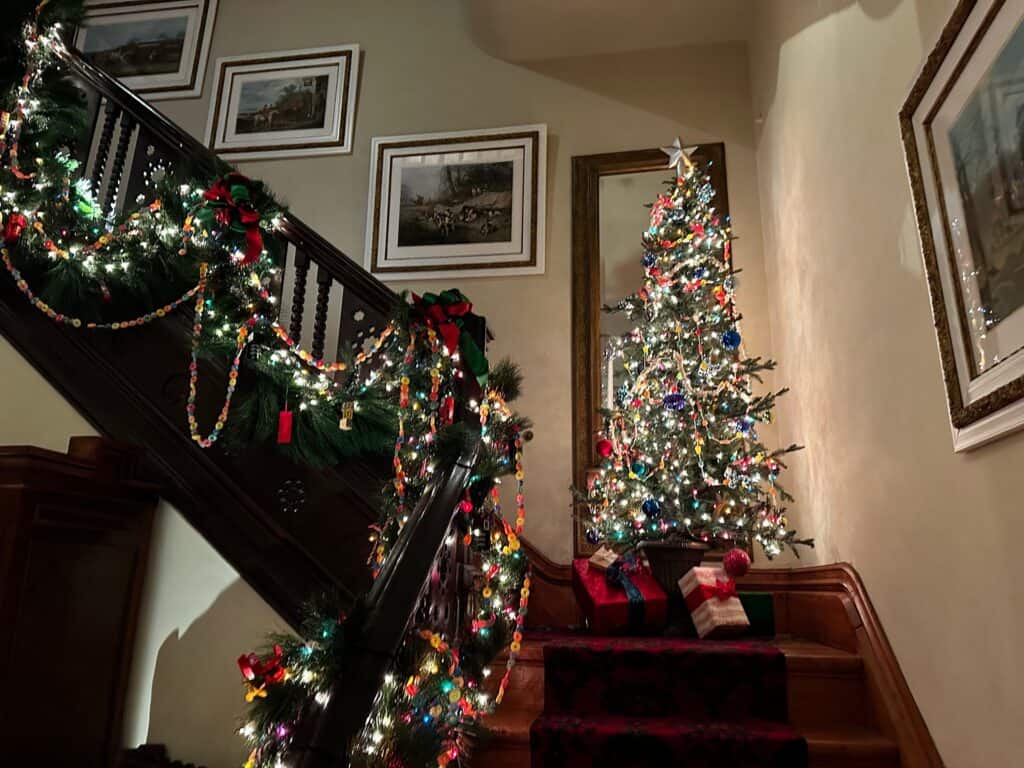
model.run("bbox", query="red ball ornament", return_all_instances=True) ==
[595,438,614,458]
[459,498,475,514]
[723,547,751,579]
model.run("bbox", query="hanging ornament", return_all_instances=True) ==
[338,400,354,431]
[642,251,657,268]
[662,393,687,410]
[596,438,614,458]
[3,212,28,244]
[723,547,751,578]
[631,461,648,478]
[641,498,661,519]
[277,405,293,444]
[586,528,602,545]
[722,329,741,350]
[442,395,456,425]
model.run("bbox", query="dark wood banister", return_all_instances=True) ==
[298,441,481,765]
[0,42,487,760]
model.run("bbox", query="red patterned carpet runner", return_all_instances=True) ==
[530,637,807,767]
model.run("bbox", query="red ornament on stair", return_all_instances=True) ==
[723,547,751,579]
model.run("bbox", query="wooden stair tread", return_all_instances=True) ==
[775,638,864,675]
[804,726,900,755]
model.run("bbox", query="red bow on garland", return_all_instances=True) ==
[196,173,264,265]
[411,290,489,388]
[237,643,286,701]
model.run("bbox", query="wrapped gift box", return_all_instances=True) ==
[678,566,749,639]
[572,558,667,635]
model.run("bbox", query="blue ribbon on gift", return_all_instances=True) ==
[606,555,645,631]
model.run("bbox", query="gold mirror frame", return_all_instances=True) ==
[570,144,729,555]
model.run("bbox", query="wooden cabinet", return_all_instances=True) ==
[0,437,157,767]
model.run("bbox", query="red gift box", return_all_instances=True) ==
[572,558,667,635]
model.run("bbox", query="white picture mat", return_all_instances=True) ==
[218,63,342,147]
[365,125,547,280]
[204,45,359,159]
[381,145,527,263]
[76,0,216,100]
[913,0,1024,449]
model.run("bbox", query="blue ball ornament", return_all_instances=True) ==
[631,461,648,478]
[722,329,742,350]
[586,528,602,545]
[662,393,687,410]
[642,251,657,268]
[642,498,662,518]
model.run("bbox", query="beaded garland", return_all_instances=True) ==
[2,245,202,329]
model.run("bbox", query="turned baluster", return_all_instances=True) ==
[311,268,332,361]
[104,114,136,214]
[90,100,118,193]
[289,250,310,344]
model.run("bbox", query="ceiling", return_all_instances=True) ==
[463,0,753,61]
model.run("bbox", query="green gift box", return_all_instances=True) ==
[738,592,775,637]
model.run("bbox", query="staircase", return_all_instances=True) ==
[481,635,898,768]
[1,32,483,767]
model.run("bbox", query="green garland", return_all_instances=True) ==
[3,5,536,767]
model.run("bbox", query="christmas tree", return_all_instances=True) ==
[580,139,810,558]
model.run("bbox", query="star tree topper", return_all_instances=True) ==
[660,137,699,177]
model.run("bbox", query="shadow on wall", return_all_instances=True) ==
[144,579,280,767]
[750,0,939,117]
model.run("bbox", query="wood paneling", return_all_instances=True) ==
[0,438,157,768]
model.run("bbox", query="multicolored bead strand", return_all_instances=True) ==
[186,263,252,449]
[1,246,202,329]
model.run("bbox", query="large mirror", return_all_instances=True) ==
[570,145,729,554]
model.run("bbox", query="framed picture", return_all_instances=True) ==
[902,0,1024,450]
[365,125,547,279]
[205,45,360,161]
[74,0,218,100]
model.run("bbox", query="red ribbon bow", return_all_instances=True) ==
[202,173,263,264]
[412,292,472,357]
[237,643,286,686]
[713,578,737,601]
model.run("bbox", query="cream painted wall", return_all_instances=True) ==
[749,0,1024,764]
[0,338,284,764]
[154,0,772,563]
[123,501,289,766]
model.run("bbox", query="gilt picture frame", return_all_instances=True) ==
[901,0,1024,450]
[74,0,218,100]
[365,125,547,280]
[205,45,360,161]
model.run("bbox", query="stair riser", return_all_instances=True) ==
[808,748,900,768]
[543,644,789,721]
[531,723,808,768]
[788,673,872,731]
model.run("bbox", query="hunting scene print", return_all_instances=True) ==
[79,16,188,78]
[397,161,515,247]
[234,75,330,135]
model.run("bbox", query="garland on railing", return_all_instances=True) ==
[3,4,534,767]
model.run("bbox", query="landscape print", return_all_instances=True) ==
[234,75,330,135]
[80,16,188,77]
[398,161,514,247]
[948,17,1024,371]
